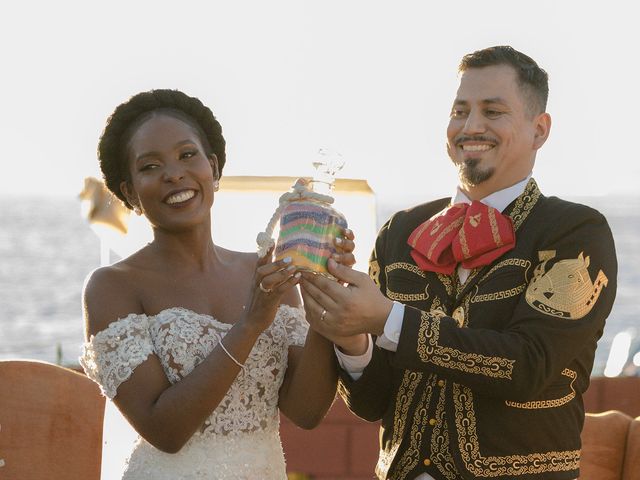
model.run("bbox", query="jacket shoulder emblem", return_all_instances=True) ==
[525,251,608,319]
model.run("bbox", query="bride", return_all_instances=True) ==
[79,89,354,479]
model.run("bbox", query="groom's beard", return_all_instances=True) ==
[458,158,495,186]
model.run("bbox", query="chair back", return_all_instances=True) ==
[580,410,640,480]
[0,360,105,480]
[622,415,640,480]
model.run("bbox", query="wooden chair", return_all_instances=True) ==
[623,414,640,479]
[579,410,640,480]
[0,360,105,480]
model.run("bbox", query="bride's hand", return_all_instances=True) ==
[331,228,356,268]
[243,247,301,332]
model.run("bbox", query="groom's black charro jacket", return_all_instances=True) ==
[338,179,617,480]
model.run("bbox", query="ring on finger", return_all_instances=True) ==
[320,309,327,321]
[259,281,272,294]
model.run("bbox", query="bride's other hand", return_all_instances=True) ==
[331,227,355,268]
[244,247,301,332]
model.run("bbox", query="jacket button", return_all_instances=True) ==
[429,418,436,426]
[437,379,445,387]
[423,458,431,466]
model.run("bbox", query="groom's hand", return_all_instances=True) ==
[300,258,393,340]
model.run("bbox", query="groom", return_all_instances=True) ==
[300,46,617,480]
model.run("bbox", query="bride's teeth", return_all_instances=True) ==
[463,144,493,152]
[166,190,195,204]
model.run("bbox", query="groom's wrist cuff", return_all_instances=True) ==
[375,301,404,352]
[334,335,373,380]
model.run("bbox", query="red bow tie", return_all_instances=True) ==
[408,201,516,274]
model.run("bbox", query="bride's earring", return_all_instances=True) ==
[133,205,142,216]
[213,180,220,192]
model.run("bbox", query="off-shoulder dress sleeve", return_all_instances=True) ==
[279,305,309,348]
[79,313,154,399]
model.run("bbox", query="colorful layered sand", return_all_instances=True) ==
[275,200,348,275]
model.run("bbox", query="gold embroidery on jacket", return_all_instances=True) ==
[369,259,381,287]
[452,256,525,326]
[376,370,423,478]
[430,296,443,314]
[453,384,580,476]
[431,387,459,479]
[479,258,532,283]
[385,262,430,302]
[526,252,608,320]
[417,311,515,378]
[387,290,430,302]
[509,179,541,231]
[538,250,556,262]
[394,375,436,478]
[462,294,472,328]
[468,258,531,304]
[387,262,428,278]
[437,273,455,296]
[506,369,577,409]
[458,267,481,293]
[472,284,527,303]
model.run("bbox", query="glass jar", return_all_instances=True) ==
[257,149,348,278]
[274,186,348,276]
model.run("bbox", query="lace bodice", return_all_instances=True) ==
[80,304,308,478]
[80,304,308,437]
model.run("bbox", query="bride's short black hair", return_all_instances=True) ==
[98,89,226,209]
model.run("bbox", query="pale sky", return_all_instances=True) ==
[2,0,638,203]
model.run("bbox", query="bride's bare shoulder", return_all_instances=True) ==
[82,259,145,338]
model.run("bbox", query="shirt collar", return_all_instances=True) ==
[452,173,533,213]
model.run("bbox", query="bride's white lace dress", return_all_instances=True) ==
[80,304,308,479]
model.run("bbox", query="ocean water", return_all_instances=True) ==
[0,195,100,365]
[0,194,638,375]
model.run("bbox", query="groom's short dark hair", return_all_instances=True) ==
[459,45,549,117]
